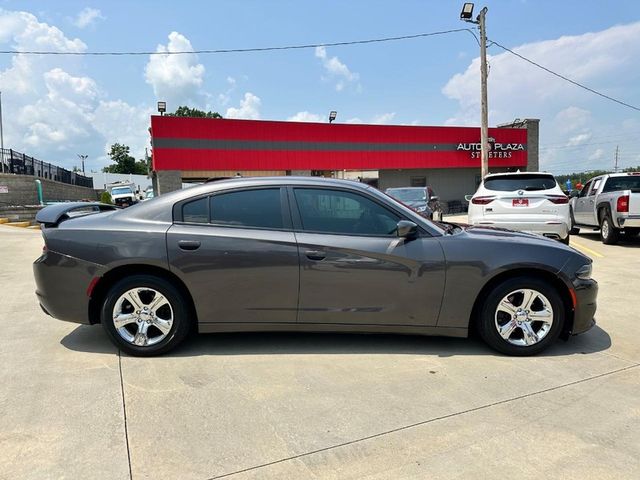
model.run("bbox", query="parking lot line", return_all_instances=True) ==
[570,240,604,258]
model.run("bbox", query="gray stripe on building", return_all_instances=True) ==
[153,138,527,152]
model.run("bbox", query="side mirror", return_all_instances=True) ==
[429,195,439,201]
[569,190,579,198]
[397,220,418,239]
[464,194,473,202]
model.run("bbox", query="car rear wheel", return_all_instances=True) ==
[477,277,564,356]
[101,275,191,356]
[599,213,619,245]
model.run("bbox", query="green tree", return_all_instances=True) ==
[102,143,148,174]
[167,105,222,119]
[100,190,113,204]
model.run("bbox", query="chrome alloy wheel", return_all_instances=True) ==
[494,288,554,347]
[601,218,610,239]
[112,288,173,347]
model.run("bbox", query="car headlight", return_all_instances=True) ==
[576,264,592,280]
[416,206,427,212]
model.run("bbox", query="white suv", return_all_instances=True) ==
[468,172,571,244]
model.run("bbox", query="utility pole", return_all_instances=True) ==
[614,145,619,173]
[478,7,489,179]
[460,4,490,179]
[0,91,5,174]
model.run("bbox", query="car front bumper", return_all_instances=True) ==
[571,278,598,335]
[34,250,103,324]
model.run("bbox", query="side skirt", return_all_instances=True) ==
[197,322,468,338]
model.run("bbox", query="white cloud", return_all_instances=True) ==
[371,112,396,125]
[287,111,323,123]
[553,106,591,133]
[144,31,205,107]
[73,7,103,29]
[566,132,592,146]
[589,148,605,161]
[225,92,261,120]
[442,22,640,172]
[93,101,153,160]
[315,46,360,91]
[217,76,237,107]
[0,9,150,171]
[18,68,99,150]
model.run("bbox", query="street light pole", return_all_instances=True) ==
[478,7,489,179]
[77,154,88,175]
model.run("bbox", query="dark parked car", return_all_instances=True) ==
[385,186,441,219]
[34,177,597,356]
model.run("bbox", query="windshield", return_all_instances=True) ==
[602,175,640,193]
[483,174,557,192]
[111,187,133,195]
[386,188,426,202]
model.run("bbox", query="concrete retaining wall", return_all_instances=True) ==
[0,173,98,207]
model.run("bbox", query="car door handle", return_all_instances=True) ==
[305,250,326,261]
[178,240,201,251]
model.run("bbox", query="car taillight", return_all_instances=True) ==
[617,195,629,213]
[546,195,569,204]
[471,196,495,205]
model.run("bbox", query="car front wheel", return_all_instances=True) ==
[477,277,564,356]
[101,275,191,356]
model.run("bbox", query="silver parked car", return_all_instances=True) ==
[34,177,597,356]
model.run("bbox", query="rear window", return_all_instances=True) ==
[602,175,640,193]
[483,174,557,192]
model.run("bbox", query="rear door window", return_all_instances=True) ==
[484,174,557,192]
[209,188,284,229]
[182,197,209,223]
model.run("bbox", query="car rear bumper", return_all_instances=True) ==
[33,250,103,324]
[471,220,570,239]
[618,215,640,228]
[571,278,598,335]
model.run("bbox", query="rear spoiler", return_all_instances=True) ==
[35,202,119,228]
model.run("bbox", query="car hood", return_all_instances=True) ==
[461,223,579,251]
[404,200,427,208]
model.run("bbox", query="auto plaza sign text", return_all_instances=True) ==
[457,143,526,159]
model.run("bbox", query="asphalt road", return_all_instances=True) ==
[1,221,639,479]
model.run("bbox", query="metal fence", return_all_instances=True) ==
[0,149,94,188]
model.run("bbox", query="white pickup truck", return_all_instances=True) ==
[569,172,640,244]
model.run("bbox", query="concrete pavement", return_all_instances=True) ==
[1,222,639,479]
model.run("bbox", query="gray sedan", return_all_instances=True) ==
[33,177,597,356]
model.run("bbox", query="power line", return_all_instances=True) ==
[540,139,640,152]
[0,28,472,56]
[489,39,640,112]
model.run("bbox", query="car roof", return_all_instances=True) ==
[484,171,554,178]
[121,176,373,223]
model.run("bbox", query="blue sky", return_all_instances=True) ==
[1,0,639,173]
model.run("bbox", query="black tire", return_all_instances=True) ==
[477,276,565,356]
[599,212,619,245]
[101,275,192,356]
[569,208,580,235]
